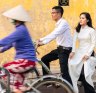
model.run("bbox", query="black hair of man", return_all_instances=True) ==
[52,6,64,17]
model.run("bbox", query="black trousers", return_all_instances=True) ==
[78,52,96,93]
[41,48,72,85]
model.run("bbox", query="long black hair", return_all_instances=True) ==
[76,12,93,33]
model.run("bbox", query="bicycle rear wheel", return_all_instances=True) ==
[32,76,74,93]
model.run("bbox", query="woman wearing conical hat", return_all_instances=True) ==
[0,5,37,93]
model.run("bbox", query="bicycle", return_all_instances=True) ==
[0,59,74,93]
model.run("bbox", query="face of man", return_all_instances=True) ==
[51,9,61,21]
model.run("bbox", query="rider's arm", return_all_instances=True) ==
[0,44,13,53]
[40,21,70,44]
[0,28,24,46]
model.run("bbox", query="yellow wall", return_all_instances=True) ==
[0,0,96,65]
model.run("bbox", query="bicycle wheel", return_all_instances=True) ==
[0,79,8,93]
[31,76,74,93]
[0,78,10,93]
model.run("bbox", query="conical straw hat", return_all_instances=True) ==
[2,5,32,22]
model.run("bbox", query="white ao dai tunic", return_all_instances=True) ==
[68,25,96,93]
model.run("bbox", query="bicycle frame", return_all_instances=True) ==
[0,60,74,93]
[37,59,52,74]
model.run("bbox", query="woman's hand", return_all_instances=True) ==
[69,52,75,59]
[82,55,89,62]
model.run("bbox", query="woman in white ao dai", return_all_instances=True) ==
[68,12,96,93]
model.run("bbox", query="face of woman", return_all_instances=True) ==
[79,14,88,26]
[8,18,16,25]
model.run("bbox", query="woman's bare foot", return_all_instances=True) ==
[13,89,23,93]
[11,85,31,93]
[10,85,23,93]
[19,86,32,92]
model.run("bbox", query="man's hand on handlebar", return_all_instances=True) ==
[33,40,44,55]
[36,40,44,47]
